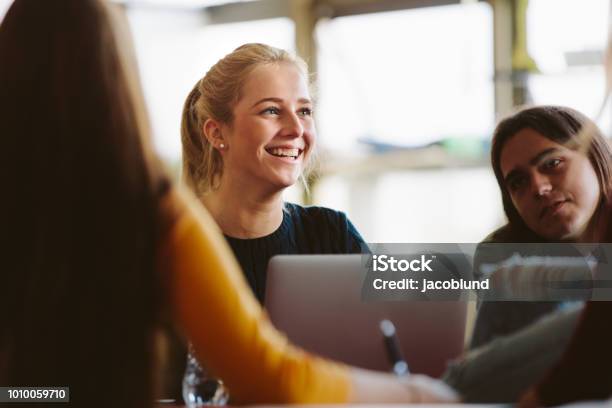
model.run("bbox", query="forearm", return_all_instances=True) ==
[348,368,458,403]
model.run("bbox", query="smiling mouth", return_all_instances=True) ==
[540,199,569,219]
[265,147,303,160]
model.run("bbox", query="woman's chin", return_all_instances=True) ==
[267,171,301,189]
[276,178,300,189]
[258,176,299,193]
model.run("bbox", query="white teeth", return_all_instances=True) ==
[268,148,300,158]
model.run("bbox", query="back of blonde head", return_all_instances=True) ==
[181,43,309,196]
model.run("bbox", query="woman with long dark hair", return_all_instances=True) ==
[489,105,612,243]
[0,0,169,405]
[441,106,612,403]
[0,1,457,406]
[470,105,612,348]
[515,120,612,405]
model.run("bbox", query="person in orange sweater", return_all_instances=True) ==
[0,0,457,407]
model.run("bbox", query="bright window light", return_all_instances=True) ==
[117,0,255,9]
[0,0,12,21]
[527,0,611,131]
[315,3,494,150]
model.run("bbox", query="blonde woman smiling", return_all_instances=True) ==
[182,44,365,302]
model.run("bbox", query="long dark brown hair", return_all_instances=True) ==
[0,1,170,407]
[490,105,612,241]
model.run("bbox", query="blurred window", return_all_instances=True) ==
[527,0,611,131]
[313,3,503,242]
[0,0,11,21]
[315,3,494,150]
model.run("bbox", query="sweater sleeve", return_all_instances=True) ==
[164,189,351,404]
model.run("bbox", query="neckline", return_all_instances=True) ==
[224,204,293,243]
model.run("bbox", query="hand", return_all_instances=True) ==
[349,368,460,403]
[400,374,460,403]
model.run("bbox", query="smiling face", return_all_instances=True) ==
[219,62,314,193]
[500,128,601,240]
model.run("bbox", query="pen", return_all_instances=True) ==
[380,319,409,376]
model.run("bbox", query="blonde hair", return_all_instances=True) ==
[181,43,311,196]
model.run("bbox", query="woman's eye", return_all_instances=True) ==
[542,158,562,170]
[508,177,526,192]
[298,107,313,117]
[261,107,280,115]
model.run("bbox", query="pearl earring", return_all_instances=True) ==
[219,143,225,149]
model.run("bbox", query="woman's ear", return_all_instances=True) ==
[203,118,226,151]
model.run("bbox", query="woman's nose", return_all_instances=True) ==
[532,172,553,197]
[281,111,304,138]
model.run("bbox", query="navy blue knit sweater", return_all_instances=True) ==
[225,203,366,303]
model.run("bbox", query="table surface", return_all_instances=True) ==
[158,405,507,408]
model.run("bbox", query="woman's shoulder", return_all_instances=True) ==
[159,186,192,231]
[474,224,526,278]
[159,186,224,244]
[283,203,366,252]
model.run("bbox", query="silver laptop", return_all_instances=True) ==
[264,254,467,377]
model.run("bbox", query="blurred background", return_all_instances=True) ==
[2,0,610,243]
